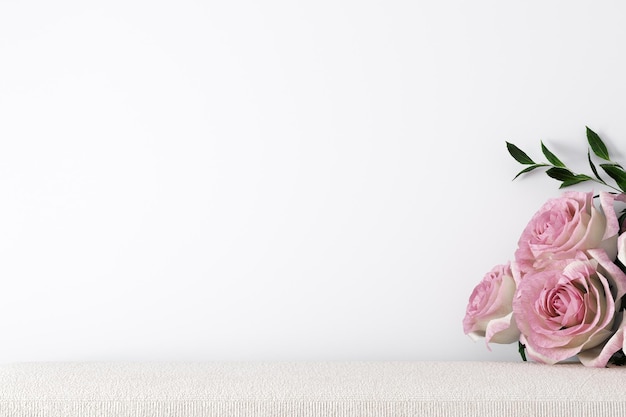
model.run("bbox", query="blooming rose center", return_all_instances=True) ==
[533,204,577,244]
[537,284,586,329]
[467,279,495,315]
[535,211,571,244]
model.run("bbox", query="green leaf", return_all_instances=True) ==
[610,349,626,366]
[560,174,593,188]
[587,126,611,161]
[541,141,565,167]
[518,342,527,362]
[600,164,626,192]
[506,142,535,165]
[512,164,549,180]
[588,150,603,182]
[546,167,576,181]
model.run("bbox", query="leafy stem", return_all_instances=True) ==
[518,342,527,362]
[507,127,626,193]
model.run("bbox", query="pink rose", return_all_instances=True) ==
[463,262,520,346]
[513,249,626,366]
[515,191,619,276]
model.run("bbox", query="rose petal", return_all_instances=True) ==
[618,233,626,267]
[578,313,625,368]
[589,248,626,299]
[600,192,620,241]
[485,312,520,347]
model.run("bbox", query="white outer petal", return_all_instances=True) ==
[600,191,619,241]
[618,233,626,266]
[485,312,520,345]
[579,312,626,368]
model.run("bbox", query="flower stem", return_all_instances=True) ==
[589,177,622,193]
[518,342,527,362]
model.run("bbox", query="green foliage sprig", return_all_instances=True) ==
[507,127,626,193]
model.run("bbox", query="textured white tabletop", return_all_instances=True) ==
[1,361,625,416]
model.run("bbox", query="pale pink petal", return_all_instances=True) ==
[485,312,520,346]
[615,193,626,233]
[598,234,618,262]
[600,192,619,241]
[589,248,626,299]
[578,313,625,368]
[582,204,607,252]
[522,337,560,365]
[618,233,626,266]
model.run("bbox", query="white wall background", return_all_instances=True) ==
[1,0,626,362]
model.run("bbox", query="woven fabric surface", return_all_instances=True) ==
[1,361,625,416]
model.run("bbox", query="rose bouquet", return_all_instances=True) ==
[463,127,626,367]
